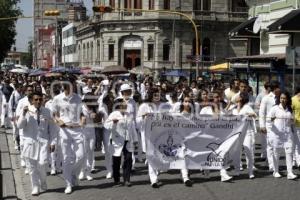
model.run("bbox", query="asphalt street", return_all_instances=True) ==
[4,128,300,200]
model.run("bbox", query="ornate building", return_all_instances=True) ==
[75,0,248,77]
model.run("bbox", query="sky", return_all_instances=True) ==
[15,0,93,52]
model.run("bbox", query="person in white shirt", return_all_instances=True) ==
[78,93,100,181]
[8,83,23,150]
[232,92,257,179]
[45,88,61,175]
[15,85,34,173]
[200,90,233,182]
[52,80,85,194]
[255,82,271,159]
[104,98,138,187]
[17,92,56,196]
[259,81,281,172]
[266,91,297,180]
[82,78,94,95]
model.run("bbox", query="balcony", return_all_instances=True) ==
[193,10,248,22]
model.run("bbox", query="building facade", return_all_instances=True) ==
[33,0,69,68]
[75,0,248,78]
[229,0,300,93]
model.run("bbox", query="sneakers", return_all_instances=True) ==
[221,173,233,182]
[151,182,159,188]
[50,169,56,175]
[31,186,39,196]
[64,186,72,194]
[86,175,93,181]
[106,172,112,179]
[273,172,282,178]
[21,159,26,168]
[287,173,297,180]
[249,174,255,179]
[184,179,193,187]
[79,171,85,180]
[25,168,30,175]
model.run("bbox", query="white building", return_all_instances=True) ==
[62,23,78,67]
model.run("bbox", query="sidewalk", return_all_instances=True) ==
[0,128,19,200]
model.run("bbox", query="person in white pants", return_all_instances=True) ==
[17,92,56,196]
[137,88,192,188]
[45,90,62,175]
[8,84,23,150]
[200,91,233,182]
[267,91,297,179]
[232,92,257,179]
[52,81,85,194]
[79,93,98,181]
[259,81,281,172]
[15,85,34,174]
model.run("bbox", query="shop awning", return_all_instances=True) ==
[268,9,300,33]
[209,63,229,71]
[227,54,285,61]
[229,17,260,38]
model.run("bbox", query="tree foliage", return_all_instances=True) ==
[0,0,22,62]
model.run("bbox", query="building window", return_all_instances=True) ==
[164,0,170,10]
[148,44,154,61]
[202,38,210,61]
[149,0,154,10]
[90,42,93,62]
[163,44,170,61]
[97,40,100,60]
[83,44,86,60]
[124,0,131,9]
[193,0,211,11]
[231,0,247,12]
[108,44,114,60]
[109,0,115,8]
[134,0,142,9]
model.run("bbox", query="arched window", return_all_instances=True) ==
[83,44,86,60]
[78,44,81,62]
[202,38,210,61]
[97,40,100,60]
[87,43,89,61]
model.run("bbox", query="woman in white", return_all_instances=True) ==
[232,92,256,179]
[104,98,138,186]
[200,91,233,182]
[79,93,98,181]
[137,88,192,188]
[267,91,297,179]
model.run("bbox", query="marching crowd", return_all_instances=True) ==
[0,71,300,196]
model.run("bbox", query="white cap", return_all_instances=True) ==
[120,83,132,92]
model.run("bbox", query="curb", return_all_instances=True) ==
[0,129,18,200]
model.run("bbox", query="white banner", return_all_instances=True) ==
[145,113,249,170]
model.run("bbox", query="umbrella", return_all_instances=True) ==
[44,72,62,77]
[80,67,92,75]
[29,68,48,76]
[51,67,67,73]
[10,68,29,74]
[162,70,189,77]
[101,65,128,75]
[129,66,153,75]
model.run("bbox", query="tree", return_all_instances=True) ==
[21,40,33,68]
[0,0,22,63]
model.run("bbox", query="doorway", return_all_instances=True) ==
[124,50,141,69]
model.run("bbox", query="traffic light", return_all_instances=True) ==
[92,6,113,13]
[44,10,60,16]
